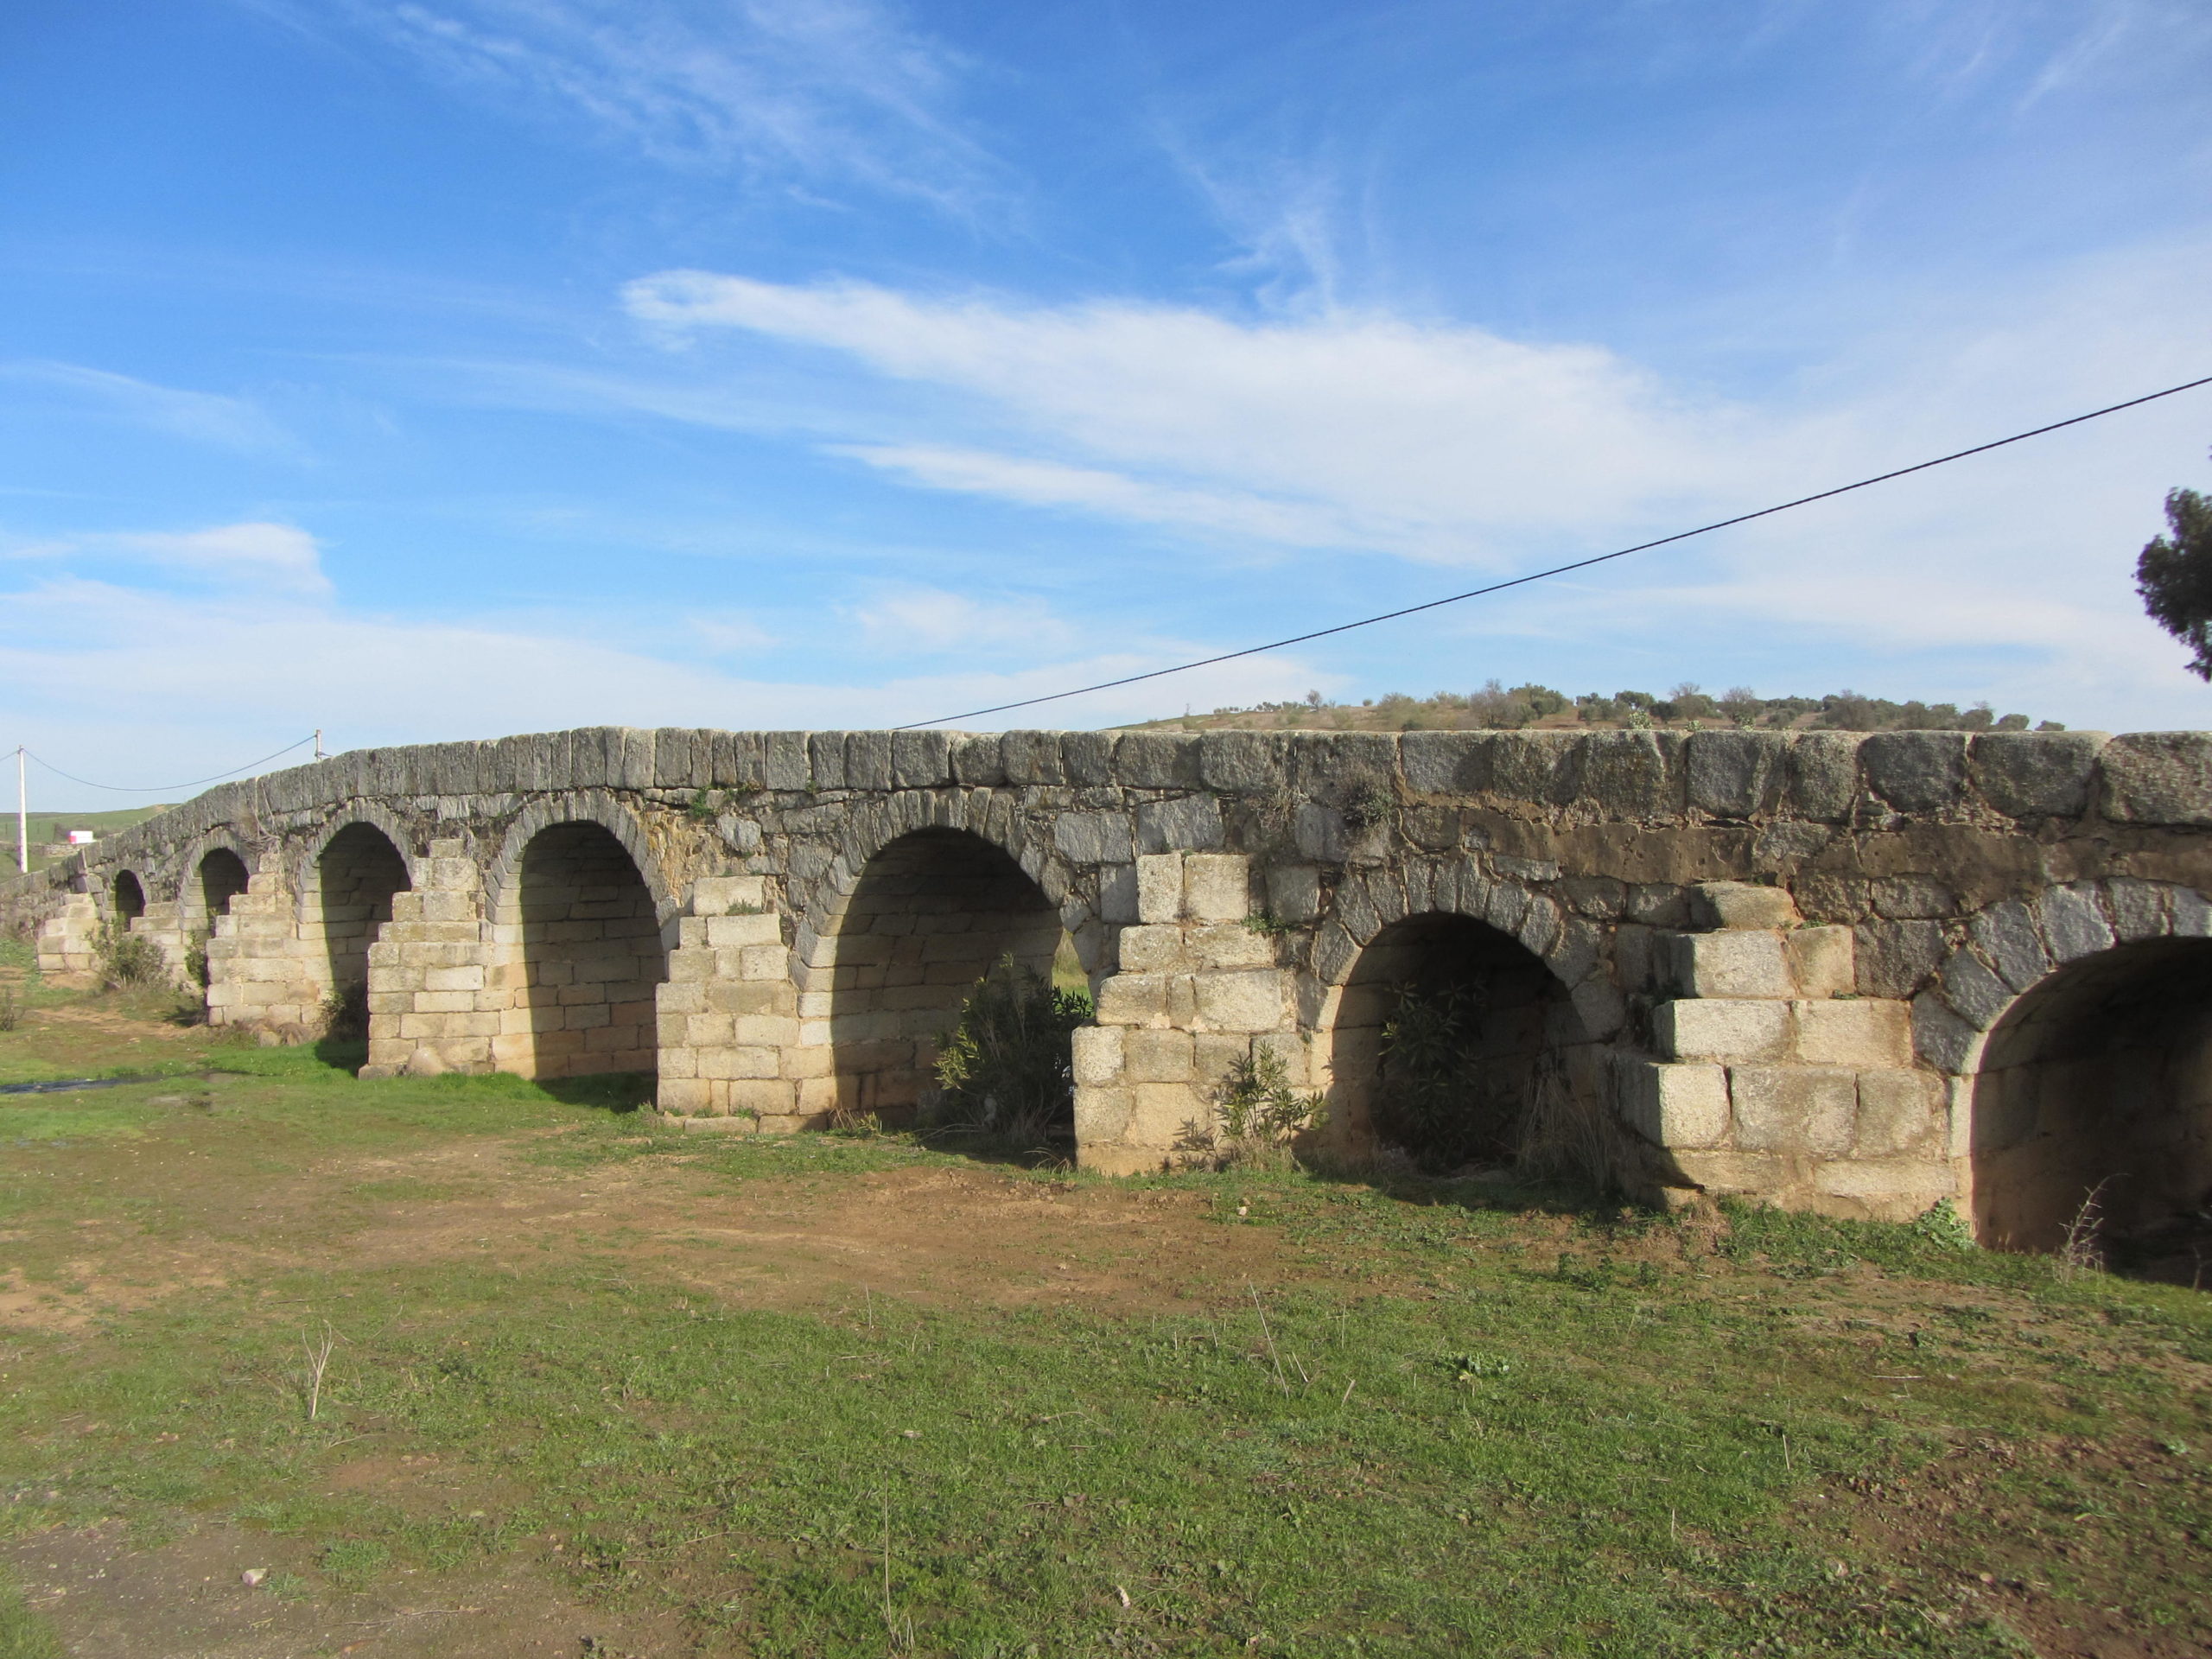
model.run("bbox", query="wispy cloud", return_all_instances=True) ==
[626,270,1742,560]
[289,0,1004,212]
[0,361,298,454]
[4,521,331,596]
[108,523,332,595]
[0,536,1325,794]
[607,234,2212,728]
[849,585,1076,656]
[690,609,779,654]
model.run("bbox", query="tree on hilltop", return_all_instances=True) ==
[2136,455,2212,680]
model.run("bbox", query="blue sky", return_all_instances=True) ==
[3,0,2211,807]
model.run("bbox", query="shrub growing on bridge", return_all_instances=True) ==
[931,956,1091,1147]
[92,919,168,991]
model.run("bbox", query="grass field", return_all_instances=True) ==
[0,944,2206,1656]
[7,807,178,876]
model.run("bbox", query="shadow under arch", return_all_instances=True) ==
[112,869,146,926]
[825,827,1069,1129]
[314,822,411,1021]
[1972,937,2212,1276]
[195,848,250,928]
[497,819,668,1081]
[1329,910,1599,1173]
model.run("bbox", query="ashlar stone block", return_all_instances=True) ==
[690,875,766,914]
[1653,998,1789,1062]
[1786,925,1854,998]
[1665,929,1794,999]
[1854,1068,1943,1157]
[1135,855,1184,924]
[1192,969,1287,1033]
[1183,855,1252,924]
[1188,923,1275,970]
[1116,924,1190,974]
[1071,1026,1123,1086]
[1730,1065,1857,1156]
[1618,1061,1731,1149]
[1690,881,1800,931]
[1123,1028,1196,1083]
[1792,999,1912,1067]
[1095,972,1168,1027]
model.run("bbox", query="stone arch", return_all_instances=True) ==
[1950,880,2212,1272]
[483,792,676,931]
[111,869,147,926]
[789,792,1084,982]
[1325,908,1600,1171]
[290,805,421,920]
[815,825,1073,1128]
[490,815,669,1081]
[187,842,253,932]
[174,830,253,912]
[307,822,413,1024]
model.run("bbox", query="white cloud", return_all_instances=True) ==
[0,361,297,454]
[627,269,1741,561]
[849,586,1076,656]
[690,610,779,654]
[3,521,332,596]
[0,535,1325,803]
[302,0,1001,211]
[836,446,1374,550]
[109,523,332,594]
[614,238,2212,729]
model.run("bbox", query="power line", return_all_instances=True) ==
[22,734,320,795]
[896,370,2212,731]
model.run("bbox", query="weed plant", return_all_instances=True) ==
[1173,1047,1325,1172]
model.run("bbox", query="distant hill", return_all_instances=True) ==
[1116,681,2064,737]
[10,804,180,874]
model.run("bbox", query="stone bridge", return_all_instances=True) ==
[8,725,2212,1252]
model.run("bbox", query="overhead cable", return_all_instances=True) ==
[22,734,320,794]
[896,371,2212,730]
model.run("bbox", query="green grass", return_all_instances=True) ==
[0,1037,2205,1654]
[0,1577,63,1659]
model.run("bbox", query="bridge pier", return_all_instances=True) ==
[362,839,498,1077]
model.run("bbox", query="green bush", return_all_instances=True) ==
[93,918,169,989]
[931,956,1091,1145]
[1375,982,1493,1171]
[321,979,371,1042]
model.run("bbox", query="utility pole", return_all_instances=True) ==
[14,747,25,875]
[314,728,325,761]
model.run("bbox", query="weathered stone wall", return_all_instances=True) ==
[6,725,2210,1238]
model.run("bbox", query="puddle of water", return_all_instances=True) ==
[0,1074,175,1096]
